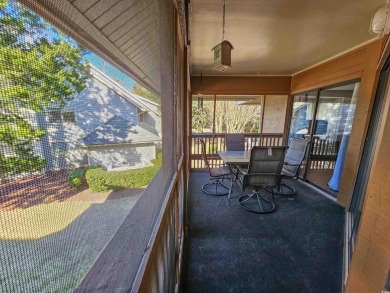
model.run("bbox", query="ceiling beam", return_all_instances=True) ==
[191,76,291,95]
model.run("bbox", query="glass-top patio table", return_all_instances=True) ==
[218,151,251,198]
[218,151,251,165]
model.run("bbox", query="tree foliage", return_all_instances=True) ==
[192,101,211,133]
[212,101,260,133]
[0,0,90,177]
[192,99,260,133]
[132,82,160,105]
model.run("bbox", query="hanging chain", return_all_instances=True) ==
[222,0,226,41]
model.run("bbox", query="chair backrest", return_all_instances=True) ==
[243,146,287,188]
[199,139,211,170]
[225,133,245,151]
[282,138,311,178]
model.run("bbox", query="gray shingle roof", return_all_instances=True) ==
[82,115,160,146]
[89,65,160,116]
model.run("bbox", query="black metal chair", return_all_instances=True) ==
[200,139,230,196]
[272,138,311,196]
[237,146,287,214]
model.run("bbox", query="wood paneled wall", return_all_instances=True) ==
[345,35,390,293]
[291,39,387,207]
[190,76,291,95]
[346,65,390,293]
[262,95,288,134]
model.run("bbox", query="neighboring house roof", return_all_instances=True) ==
[82,115,160,146]
[133,94,161,116]
[89,65,161,116]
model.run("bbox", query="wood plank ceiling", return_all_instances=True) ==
[21,0,161,95]
[190,0,387,76]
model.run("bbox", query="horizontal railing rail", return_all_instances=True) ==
[308,136,340,171]
[190,133,284,170]
[310,136,339,159]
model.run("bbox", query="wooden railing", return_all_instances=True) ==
[310,136,339,159]
[308,136,340,171]
[190,133,284,170]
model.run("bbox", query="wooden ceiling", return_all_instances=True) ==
[21,0,162,95]
[70,0,160,92]
[190,0,387,76]
[20,0,388,87]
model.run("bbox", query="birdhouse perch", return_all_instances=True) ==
[212,40,234,71]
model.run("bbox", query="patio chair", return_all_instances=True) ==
[225,133,247,197]
[225,133,245,151]
[237,146,287,214]
[200,139,231,196]
[272,138,311,196]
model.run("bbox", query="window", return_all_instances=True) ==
[62,111,76,123]
[214,50,220,61]
[191,95,263,134]
[47,109,76,123]
[190,95,287,169]
[47,109,61,123]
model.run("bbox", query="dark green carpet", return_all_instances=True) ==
[181,172,345,293]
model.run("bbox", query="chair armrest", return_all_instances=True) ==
[283,162,301,166]
[245,172,281,177]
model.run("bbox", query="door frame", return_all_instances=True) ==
[287,78,361,194]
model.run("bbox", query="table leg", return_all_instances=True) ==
[228,164,238,199]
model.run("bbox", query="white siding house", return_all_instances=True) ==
[38,65,161,171]
[81,115,159,171]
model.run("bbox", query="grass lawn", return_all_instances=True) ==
[0,187,143,293]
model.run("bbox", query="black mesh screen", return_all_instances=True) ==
[0,0,167,291]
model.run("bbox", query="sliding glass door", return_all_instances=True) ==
[288,91,317,176]
[288,91,317,140]
[289,81,360,197]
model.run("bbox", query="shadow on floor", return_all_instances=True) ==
[181,172,345,293]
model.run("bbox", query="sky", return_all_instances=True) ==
[4,0,136,91]
[84,53,136,91]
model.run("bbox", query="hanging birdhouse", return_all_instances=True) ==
[212,40,234,71]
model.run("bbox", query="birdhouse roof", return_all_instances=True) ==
[211,40,234,51]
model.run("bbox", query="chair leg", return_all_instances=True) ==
[228,172,237,200]
[202,178,230,196]
[220,177,230,189]
[239,192,255,204]
[238,189,276,214]
[270,179,296,196]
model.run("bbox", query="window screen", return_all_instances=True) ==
[0,0,163,291]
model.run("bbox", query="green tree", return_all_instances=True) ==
[0,0,90,177]
[192,101,210,133]
[132,82,160,105]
